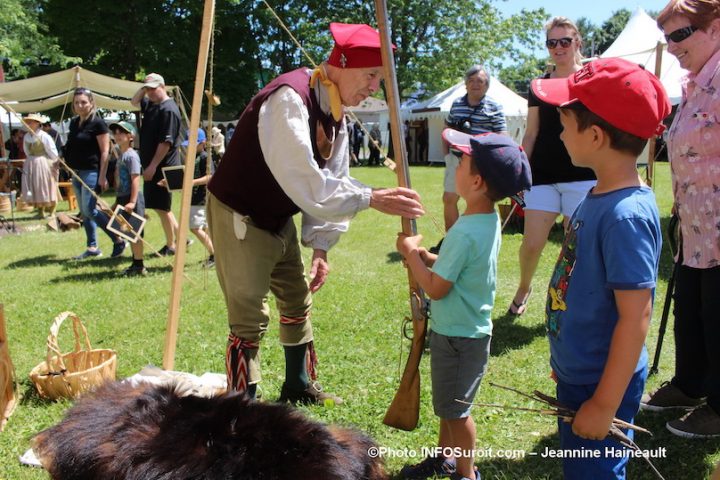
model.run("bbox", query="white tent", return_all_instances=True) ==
[347,96,391,150]
[347,96,389,127]
[405,77,527,163]
[0,65,177,113]
[601,7,685,104]
[0,105,23,146]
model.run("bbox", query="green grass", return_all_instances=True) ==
[0,162,718,479]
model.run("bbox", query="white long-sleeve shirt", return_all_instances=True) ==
[24,129,59,160]
[258,85,372,251]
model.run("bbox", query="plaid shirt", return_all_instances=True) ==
[446,94,507,134]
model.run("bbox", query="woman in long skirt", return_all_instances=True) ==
[21,113,59,218]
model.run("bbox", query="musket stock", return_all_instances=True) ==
[383,292,427,430]
[374,0,428,431]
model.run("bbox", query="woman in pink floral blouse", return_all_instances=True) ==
[641,0,720,439]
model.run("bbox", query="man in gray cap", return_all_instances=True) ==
[131,73,182,256]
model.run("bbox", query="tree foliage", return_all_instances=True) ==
[253,0,546,103]
[577,9,632,58]
[4,0,641,119]
[498,9,637,95]
[39,0,547,116]
[0,0,78,80]
[41,0,261,119]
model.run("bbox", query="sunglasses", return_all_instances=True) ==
[664,25,698,43]
[74,87,92,95]
[546,37,573,49]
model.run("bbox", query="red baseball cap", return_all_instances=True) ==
[531,58,671,139]
[327,23,394,69]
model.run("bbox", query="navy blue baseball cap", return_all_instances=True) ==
[442,128,532,199]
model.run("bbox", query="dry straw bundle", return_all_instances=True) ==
[0,305,17,431]
[29,312,116,400]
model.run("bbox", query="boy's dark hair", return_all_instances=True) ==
[467,158,504,202]
[562,102,647,157]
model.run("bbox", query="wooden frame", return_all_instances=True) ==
[107,205,147,243]
[161,165,186,192]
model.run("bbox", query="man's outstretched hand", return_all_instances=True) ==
[370,187,424,218]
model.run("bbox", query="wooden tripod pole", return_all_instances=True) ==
[374,2,414,234]
[375,0,428,431]
[0,304,16,431]
[162,0,216,370]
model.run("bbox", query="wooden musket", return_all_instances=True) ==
[375,0,428,431]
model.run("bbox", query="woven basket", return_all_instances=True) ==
[29,312,117,400]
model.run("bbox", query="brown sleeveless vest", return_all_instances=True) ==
[208,68,342,232]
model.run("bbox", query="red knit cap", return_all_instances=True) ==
[327,22,395,69]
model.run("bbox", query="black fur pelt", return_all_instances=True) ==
[33,381,387,480]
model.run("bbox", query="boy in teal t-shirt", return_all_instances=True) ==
[397,130,531,480]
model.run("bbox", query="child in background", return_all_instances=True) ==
[397,130,531,480]
[160,129,215,267]
[109,122,147,276]
[210,126,225,166]
[531,58,670,478]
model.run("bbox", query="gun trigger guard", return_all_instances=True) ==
[402,316,413,341]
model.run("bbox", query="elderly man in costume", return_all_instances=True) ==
[207,23,424,405]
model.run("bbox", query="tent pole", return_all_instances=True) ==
[646,41,663,188]
[162,0,215,370]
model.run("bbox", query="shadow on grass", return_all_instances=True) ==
[46,260,173,283]
[18,383,50,408]
[472,410,720,480]
[475,432,561,480]
[473,423,712,480]
[545,222,567,247]
[490,313,546,357]
[6,254,67,269]
[386,251,403,264]
[17,380,71,410]
[631,409,720,479]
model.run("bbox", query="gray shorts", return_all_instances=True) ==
[430,330,491,419]
[442,154,459,193]
[189,205,207,229]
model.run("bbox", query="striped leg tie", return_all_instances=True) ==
[279,315,307,325]
[306,340,318,381]
[226,333,259,394]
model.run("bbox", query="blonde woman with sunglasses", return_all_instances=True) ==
[64,88,126,260]
[508,17,596,316]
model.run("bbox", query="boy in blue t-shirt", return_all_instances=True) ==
[531,58,671,479]
[397,130,531,480]
[164,129,215,267]
[109,122,146,276]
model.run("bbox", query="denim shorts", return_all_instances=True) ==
[430,330,491,418]
[523,180,595,217]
